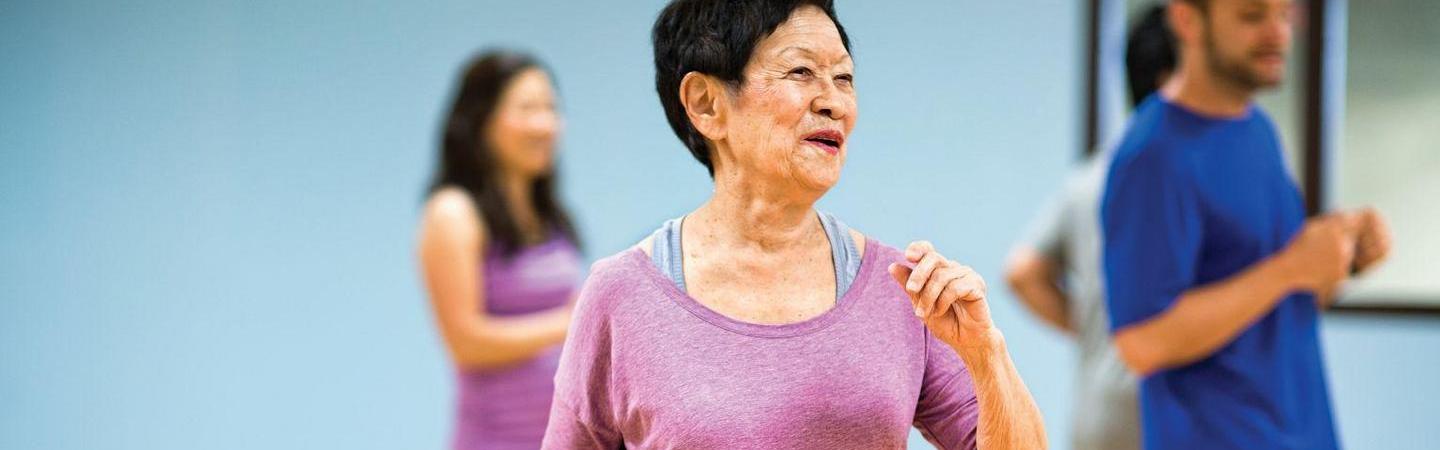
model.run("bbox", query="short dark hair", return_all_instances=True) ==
[1125,5,1178,107]
[1174,0,1210,13]
[652,0,851,176]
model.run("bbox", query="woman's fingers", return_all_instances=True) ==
[906,252,944,306]
[947,267,992,325]
[892,242,993,328]
[888,263,912,293]
[904,240,935,263]
[960,265,987,297]
[888,263,925,316]
[952,278,985,304]
[957,290,994,327]
[929,272,963,321]
[919,265,958,317]
[891,258,954,318]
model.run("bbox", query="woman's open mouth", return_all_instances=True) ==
[802,129,844,156]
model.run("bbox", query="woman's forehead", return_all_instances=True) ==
[754,7,850,63]
[755,41,851,70]
[505,70,553,98]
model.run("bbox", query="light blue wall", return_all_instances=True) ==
[1,1,1434,449]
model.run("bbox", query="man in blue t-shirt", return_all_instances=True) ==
[1101,0,1394,449]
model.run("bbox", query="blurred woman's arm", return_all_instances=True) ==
[418,188,571,370]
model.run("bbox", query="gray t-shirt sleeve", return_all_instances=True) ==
[1019,187,1071,264]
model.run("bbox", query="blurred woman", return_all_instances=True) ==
[418,50,583,450]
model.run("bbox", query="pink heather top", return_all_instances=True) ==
[542,238,980,449]
[452,235,581,450]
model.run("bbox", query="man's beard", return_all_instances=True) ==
[1203,27,1284,92]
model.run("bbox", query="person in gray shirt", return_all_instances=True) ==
[1004,5,1175,450]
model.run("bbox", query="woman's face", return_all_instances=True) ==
[719,5,856,194]
[487,68,562,179]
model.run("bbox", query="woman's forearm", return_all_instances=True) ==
[954,334,1047,449]
[447,306,571,369]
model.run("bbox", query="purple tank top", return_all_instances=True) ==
[453,235,581,450]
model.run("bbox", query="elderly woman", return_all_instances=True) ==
[542,1,1045,448]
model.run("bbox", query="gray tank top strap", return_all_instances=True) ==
[650,216,688,293]
[650,210,861,300]
[818,210,861,299]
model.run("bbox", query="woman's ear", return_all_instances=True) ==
[679,72,728,142]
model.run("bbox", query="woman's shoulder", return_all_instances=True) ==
[579,216,686,302]
[567,245,681,343]
[425,185,474,211]
[586,246,650,284]
[422,187,483,230]
[847,228,912,263]
[573,246,655,309]
[845,236,931,338]
[418,186,487,248]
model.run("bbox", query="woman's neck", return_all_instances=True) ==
[501,170,540,237]
[690,167,824,254]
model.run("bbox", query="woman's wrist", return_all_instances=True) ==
[546,306,574,344]
[949,328,1008,367]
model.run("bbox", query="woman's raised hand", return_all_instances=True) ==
[888,241,1001,351]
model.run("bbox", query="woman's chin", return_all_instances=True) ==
[520,159,553,178]
[793,171,841,195]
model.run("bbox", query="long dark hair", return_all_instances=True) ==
[427,50,581,257]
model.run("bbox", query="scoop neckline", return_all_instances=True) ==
[623,237,879,339]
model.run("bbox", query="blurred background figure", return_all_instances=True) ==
[1004,4,1174,450]
[1100,0,1392,448]
[417,50,584,450]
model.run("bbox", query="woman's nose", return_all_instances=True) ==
[529,110,560,136]
[812,85,850,120]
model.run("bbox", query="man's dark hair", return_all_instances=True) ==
[1174,0,1210,13]
[1126,5,1179,107]
[652,0,851,176]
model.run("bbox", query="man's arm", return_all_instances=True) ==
[1113,216,1355,376]
[1100,145,1357,376]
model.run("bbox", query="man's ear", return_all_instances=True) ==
[679,71,728,142]
[1168,2,1202,51]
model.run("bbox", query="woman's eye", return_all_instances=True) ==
[787,67,814,79]
[836,74,854,86]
